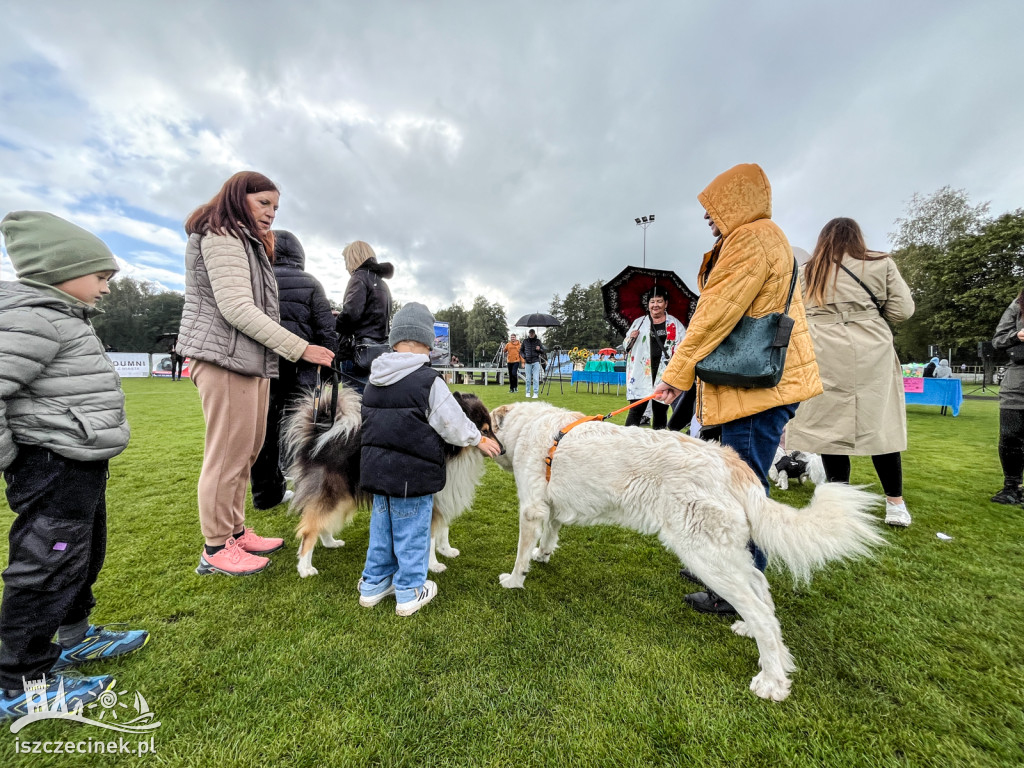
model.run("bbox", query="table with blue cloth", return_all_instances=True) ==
[571,369,626,394]
[904,378,963,416]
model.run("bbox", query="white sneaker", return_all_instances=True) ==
[884,500,911,527]
[357,578,396,607]
[396,580,438,616]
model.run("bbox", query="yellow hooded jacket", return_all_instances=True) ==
[659,163,822,426]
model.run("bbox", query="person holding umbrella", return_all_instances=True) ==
[624,286,684,429]
[652,163,821,616]
[521,329,545,398]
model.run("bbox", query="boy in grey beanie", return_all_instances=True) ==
[357,302,500,616]
[0,211,148,720]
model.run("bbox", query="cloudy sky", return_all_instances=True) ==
[2,1,1022,329]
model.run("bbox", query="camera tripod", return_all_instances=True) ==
[541,345,565,395]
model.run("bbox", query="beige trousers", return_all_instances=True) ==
[191,360,270,546]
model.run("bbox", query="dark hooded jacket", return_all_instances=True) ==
[272,230,339,388]
[336,257,394,356]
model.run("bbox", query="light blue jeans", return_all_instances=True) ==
[359,494,433,604]
[524,362,541,395]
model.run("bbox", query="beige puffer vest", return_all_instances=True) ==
[176,230,305,378]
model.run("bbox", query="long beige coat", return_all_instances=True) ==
[785,253,914,455]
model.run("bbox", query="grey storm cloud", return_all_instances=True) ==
[1,0,1022,325]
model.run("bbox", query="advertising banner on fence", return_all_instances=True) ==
[106,353,151,378]
[430,322,451,367]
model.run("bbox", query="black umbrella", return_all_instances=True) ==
[601,265,698,337]
[514,312,562,327]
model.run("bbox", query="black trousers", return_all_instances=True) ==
[170,352,184,381]
[507,362,520,391]
[0,447,107,690]
[625,399,669,429]
[998,408,1024,484]
[821,452,903,498]
[250,373,292,510]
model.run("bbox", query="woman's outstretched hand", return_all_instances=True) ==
[301,344,335,366]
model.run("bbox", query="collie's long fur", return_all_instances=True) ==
[281,386,494,578]
[491,401,885,702]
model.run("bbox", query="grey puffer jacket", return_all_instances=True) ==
[176,231,307,378]
[0,281,130,471]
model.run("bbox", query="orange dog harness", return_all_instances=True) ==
[544,394,658,481]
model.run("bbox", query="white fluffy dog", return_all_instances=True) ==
[490,401,884,702]
[769,447,828,490]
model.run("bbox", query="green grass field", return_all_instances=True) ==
[2,378,1022,767]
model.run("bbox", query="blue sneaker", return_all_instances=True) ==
[52,624,150,672]
[0,674,112,722]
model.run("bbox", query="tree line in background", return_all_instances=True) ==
[92,186,1023,370]
[889,187,1024,365]
[92,278,185,352]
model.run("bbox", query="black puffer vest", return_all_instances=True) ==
[360,365,445,497]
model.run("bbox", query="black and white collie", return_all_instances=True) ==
[281,386,497,578]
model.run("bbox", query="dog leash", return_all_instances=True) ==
[544,394,659,481]
[312,364,343,427]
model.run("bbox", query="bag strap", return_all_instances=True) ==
[783,256,800,315]
[839,263,884,315]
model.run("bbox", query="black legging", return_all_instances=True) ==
[821,452,903,498]
[507,362,520,390]
[998,408,1024,484]
[625,399,669,429]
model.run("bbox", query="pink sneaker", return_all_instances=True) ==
[196,538,270,576]
[235,527,285,555]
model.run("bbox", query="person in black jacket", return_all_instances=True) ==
[520,329,545,398]
[335,240,394,374]
[250,230,339,510]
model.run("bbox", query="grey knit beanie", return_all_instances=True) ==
[389,302,435,350]
[1,211,118,286]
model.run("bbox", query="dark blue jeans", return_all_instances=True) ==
[711,402,798,572]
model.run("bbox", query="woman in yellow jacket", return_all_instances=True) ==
[654,163,822,615]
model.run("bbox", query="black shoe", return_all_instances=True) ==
[990,486,1024,505]
[685,590,737,616]
[678,567,704,587]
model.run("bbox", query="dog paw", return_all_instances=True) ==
[530,548,551,563]
[749,671,791,702]
[499,572,526,589]
[731,620,752,637]
[436,546,460,558]
[297,564,319,578]
[318,534,345,549]
[428,560,448,573]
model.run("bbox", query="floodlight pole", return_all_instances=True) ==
[634,214,655,267]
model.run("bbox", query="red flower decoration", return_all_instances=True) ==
[666,323,676,341]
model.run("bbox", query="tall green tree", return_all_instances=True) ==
[545,281,619,351]
[93,276,185,352]
[465,296,507,365]
[888,187,1000,361]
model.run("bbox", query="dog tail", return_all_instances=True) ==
[747,483,885,585]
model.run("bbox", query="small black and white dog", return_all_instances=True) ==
[769,447,827,490]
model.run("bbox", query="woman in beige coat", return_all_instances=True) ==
[786,218,915,526]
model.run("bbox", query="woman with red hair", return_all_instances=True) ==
[177,172,334,576]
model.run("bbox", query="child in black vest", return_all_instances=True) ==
[357,303,500,616]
